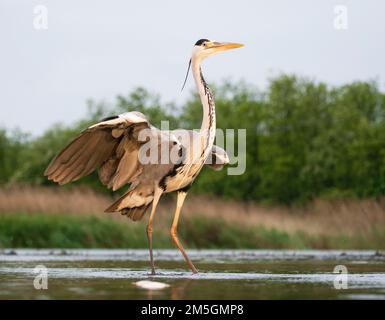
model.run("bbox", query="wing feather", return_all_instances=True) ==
[108,135,140,191]
[45,112,149,188]
[48,131,108,183]
[45,134,89,176]
[46,110,184,220]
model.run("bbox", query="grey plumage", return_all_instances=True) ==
[44,39,242,274]
[44,111,228,221]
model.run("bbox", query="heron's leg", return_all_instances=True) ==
[147,187,163,275]
[170,191,198,274]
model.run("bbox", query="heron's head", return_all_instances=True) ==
[192,39,244,61]
[181,39,244,91]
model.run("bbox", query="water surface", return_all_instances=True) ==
[1,249,384,299]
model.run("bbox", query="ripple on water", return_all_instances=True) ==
[1,249,385,299]
[1,249,384,262]
[0,266,384,290]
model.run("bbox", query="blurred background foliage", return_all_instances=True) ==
[1,74,385,205]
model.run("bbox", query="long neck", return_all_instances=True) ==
[191,57,216,152]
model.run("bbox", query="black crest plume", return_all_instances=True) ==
[181,58,191,92]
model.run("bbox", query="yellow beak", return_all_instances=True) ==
[214,42,244,49]
[209,41,244,51]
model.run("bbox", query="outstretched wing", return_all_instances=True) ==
[44,111,150,191]
[205,145,229,171]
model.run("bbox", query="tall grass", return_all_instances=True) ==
[0,186,385,249]
[1,213,384,249]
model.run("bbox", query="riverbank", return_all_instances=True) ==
[0,213,384,249]
[0,186,384,249]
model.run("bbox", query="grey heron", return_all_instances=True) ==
[44,39,244,274]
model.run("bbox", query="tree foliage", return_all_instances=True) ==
[1,76,385,204]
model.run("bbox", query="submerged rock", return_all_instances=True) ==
[374,250,385,257]
[5,250,17,256]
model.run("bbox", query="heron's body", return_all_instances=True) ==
[45,39,243,274]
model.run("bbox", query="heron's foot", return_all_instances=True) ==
[149,263,156,275]
[190,265,198,274]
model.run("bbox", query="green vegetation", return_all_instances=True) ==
[0,213,384,249]
[1,75,385,204]
[0,213,166,249]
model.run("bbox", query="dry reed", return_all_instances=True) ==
[1,185,385,237]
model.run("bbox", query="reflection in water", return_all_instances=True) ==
[0,249,384,299]
[138,279,193,300]
[170,279,194,300]
[133,280,171,300]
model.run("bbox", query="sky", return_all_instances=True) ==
[1,0,384,135]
